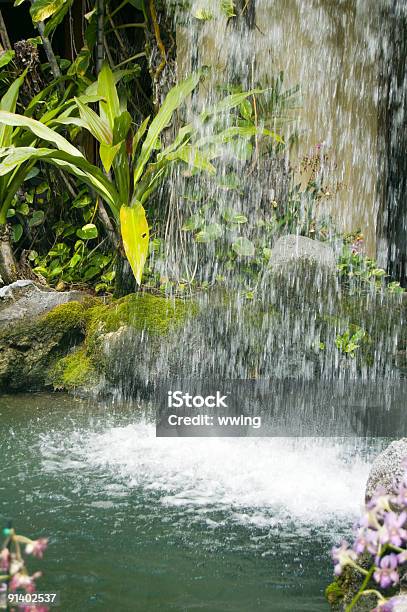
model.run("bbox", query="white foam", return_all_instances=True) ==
[40,419,371,528]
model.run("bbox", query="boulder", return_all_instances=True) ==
[0,281,90,391]
[365,439,407,501]
[0,280,86,324]
[269,234,337,271]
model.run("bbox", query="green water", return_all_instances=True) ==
[0,393,378,611]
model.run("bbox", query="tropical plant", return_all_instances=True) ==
[0,63,279,284]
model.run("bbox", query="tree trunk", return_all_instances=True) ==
[114,254,137,297]
[376,0,407,286]
[0,225,19,285]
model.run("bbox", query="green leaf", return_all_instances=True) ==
[0,50,15,69]
[134,72,200,185]
[132,116,150,159]
[232,237,255,257]
[220,0,236,18]
[120,203,149,285]
[75,96,112,144]
[201,89,263,120]
[29,210,45,227]
[30,0,66,23]
[44,0,73,35]
[182,214,204,231]
[12,223,23,242]
[0,74,26,148]
[0,110,84,157]
[195,223,222,243]
[97,62,121,131]
[166,144,216,174]
[239,99,253,120]
[72,191,92,208]
[16,202,30,215]
[76,223,98,239]
[194,9,213,20]
[222,210,247,224]
[69,252,81,268]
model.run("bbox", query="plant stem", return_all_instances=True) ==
[345,566,375,612]
[114,52,146,69]
[96,0,105,75]
[0,10,11,50]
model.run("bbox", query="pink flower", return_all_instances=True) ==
[9,572,41,593]
[373,554,400,589]
[0,548,9,572]
[25,538,48,559]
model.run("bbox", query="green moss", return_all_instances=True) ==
[325,581,344,605]
[48,347,98,391]
[85,292,194,348]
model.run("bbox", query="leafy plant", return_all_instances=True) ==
[335,326,366,358]
[0,63,278,284]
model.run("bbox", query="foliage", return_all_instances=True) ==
[335,326,366,358]
[0,63,279,285]
[338,237,405,295]
[331,469,407,611]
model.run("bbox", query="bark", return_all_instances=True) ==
[376,0,407,286]
[0,10,11,50]
[96,0,105,74]
[36,21,62,81]
[0,225,19,285]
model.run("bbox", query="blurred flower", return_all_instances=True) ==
[0,548,9,572]
[332,541,357,576]
[373,554,399,589]
[372,596,407,611]
[393,478,407,509]
[353,527,379,555]
[25,539,48,559]
[9,571,41,593]
[379,512,407,547]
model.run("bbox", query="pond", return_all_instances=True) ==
[0,392,388,611]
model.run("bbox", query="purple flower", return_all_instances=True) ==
[393,478,407,509]
[372,596,407,611]
[379,512,407,547]
[332,541,357,576]
[398,550,407,564]
[353,527,379,555]
[373,554,400,589]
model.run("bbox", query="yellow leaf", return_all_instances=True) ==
[120,203,149,285]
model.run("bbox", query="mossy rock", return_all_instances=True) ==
[0,301,89,391]
[48,292,195,394]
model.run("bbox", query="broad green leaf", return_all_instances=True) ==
[120,203,149,285]
[77,223,98,239]
[113,111,132,145]
[232,237,255,257]
[0,146,119,216]
[194,9,213,20]
[30,0,66,22]
[134,72,200,185]
[239,99,253,120]
[29,210,45,227]
[166,144,216,174]
[72,191,92,208]
[16,202,30,215]
[100,141,122,173]
[182,214,204,231]
[0,110,83,157]
[44,0,73,35]
[0,50,15,69]
[195,223,222,243]
[222,210,247,224]
[12,223,23,242]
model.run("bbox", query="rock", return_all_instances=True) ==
[0,280,87,324]
[0,299,89,391]
[269,234,337,271]
[365,439,407,501]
